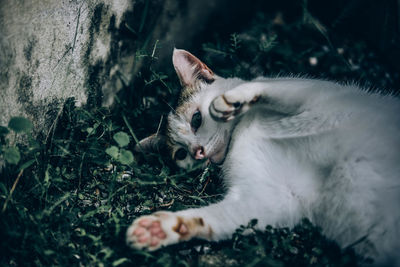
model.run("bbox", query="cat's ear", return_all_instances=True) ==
[134,134,167,153]
[172,48,215,87]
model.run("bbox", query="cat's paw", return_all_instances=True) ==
[126,212,180,251]
[126,212,205,251]
[209,90,260,122]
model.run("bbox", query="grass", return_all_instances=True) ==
[0,4,398,267]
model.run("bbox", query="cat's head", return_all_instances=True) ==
[136,49,242,170]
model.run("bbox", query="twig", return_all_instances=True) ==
[122,113,140,146]
[2,169,24,213]
[158,199,174,208]
[151,40,159,59]
[124,22,137,35]
[198,176,211,196]
[78,152,86,189]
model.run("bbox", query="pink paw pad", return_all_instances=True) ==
[133,227,146,236]
[130,217,167,248]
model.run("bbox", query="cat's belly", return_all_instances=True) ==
[224,115,400,262]
[222,119,321,225]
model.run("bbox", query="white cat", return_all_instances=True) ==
[126,49,400,266]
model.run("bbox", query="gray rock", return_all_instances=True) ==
[0,0,133,138]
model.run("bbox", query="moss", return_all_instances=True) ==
[83,2,133,109]
[85,61,104,109]
[23,37,37,62]
[92,3,105,34]
[17,72,33,104]
[83,3,105,62]
[0,43,15,88]
[83,3,106,109]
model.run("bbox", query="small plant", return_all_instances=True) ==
[1,117,39,213]
[105,131,134,165]
[229,32,241,54]
[259,34,277,53]
[1,116,34,165]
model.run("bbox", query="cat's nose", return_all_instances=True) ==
[194,146,205,160]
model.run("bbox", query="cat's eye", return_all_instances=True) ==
[191,110,202,132]
[175,148,187,161]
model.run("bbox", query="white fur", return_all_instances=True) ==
[167,76,400,266]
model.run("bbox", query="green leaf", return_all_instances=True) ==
[113,131,130,147]
[0,126,9,136]
[43,250,55,256]
[85,127,94,134]
[105,146,119,159]
[18,159,35,171]
[99,247,113,260]
[188,195,207,204]
[4,147,21,164]
[8,117,33,133]
[112,258,129,266]
[118,149,134,165]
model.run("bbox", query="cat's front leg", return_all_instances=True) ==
[126,211,211,251]
[209,83,263,121]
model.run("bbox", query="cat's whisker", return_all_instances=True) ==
[156,115,163,135]
[162,98,177,114]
